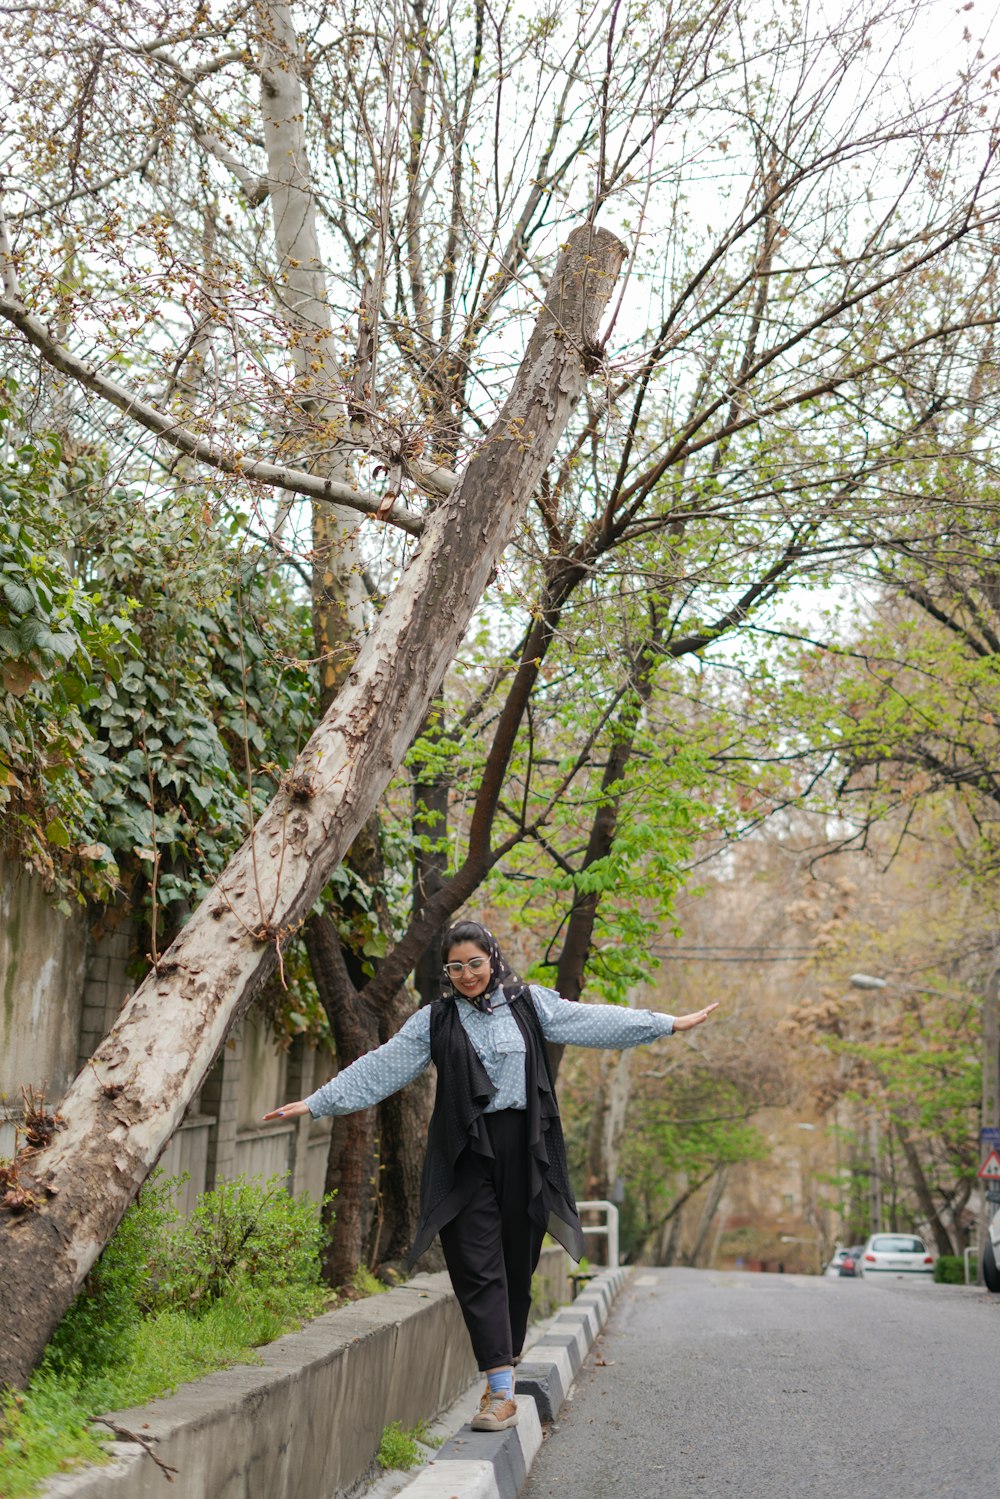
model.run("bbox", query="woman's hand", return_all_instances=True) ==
[261,1099,312,1122]
[672,1002,720,1032]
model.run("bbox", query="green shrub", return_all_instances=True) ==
[0,1174,331,1498]
[156,1176,327,1318]
[933,1255,966,1285]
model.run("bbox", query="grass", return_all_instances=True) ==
[0,1374,109,1497]
[0,1306,278,1498]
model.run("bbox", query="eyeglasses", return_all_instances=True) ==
[444,958,489,977]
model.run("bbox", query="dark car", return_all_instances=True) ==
[983,1208,1000,1292]
[838,1245,864,1277]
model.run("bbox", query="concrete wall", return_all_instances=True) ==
[38,1250,578,1499]
[0,855,89,1158]
[38,1271,481,1499]
[0,858,333,1207]
[533,1241,574,1314]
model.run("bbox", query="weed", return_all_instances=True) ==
[376,1421,422,1471]
[19,1085,66,1150]
[0,1153,38,1214]
[350,1263,388,1298]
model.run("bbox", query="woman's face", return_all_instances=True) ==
[445,941,492,999]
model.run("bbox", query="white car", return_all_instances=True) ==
[859,1233,934,1278]
[983,1208,1000,1293]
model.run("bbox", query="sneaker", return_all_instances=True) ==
[477,1381,491,1415]
[471,1395,518,1432]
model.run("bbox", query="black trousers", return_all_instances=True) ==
[439,1108,546,1370]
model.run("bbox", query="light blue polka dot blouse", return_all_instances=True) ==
[304,985,675,1118]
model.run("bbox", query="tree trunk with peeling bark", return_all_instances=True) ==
[894,1118,957,1257]
[303,913,380,1285]
[257,0,368,668]
[0,223,625,1392]
[683,1167,729,1268]
[261,0,425,1281]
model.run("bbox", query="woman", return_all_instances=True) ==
[263,920,718,1432]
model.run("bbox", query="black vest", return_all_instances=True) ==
[406,987,584,1267]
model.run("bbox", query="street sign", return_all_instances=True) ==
[981,1127,1000,1149]
[977,1148,1000,1181]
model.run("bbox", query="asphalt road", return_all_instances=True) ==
[522,1267,1000,1499]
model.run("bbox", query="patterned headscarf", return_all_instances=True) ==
[441,920,518,1012]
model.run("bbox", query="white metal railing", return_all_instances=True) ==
[964,1244,977,1286]
[574,1199,620,1269]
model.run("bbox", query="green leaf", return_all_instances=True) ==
[45,817,73,849]
[2,577,34,613]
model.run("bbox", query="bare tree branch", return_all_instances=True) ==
[0,293,426,535]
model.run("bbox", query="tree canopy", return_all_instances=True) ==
[2,0,1000,1382]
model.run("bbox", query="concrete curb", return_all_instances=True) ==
[396,1267,630,1499]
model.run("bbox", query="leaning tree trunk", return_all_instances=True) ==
[0,224,626,1391]
[683,1167,729,1268]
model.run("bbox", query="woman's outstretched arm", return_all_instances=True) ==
[262,1006,432,1121]
[530,984,718,1047]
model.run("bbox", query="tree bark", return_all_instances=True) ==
[411,704,450,1007]
[658,1206,685,1267]
[634,1169,715,1263]
[547,640,658,1074]
[582,1043,632,1266]
[370,981,437,1272]
[260,0,390,1281]
[302,913,379,1285]
[555,641,658,1003]
[683,1167,729,1268]
[256,0,368,695]
[0,223,626,1392]
[982,955,1000,1264]
[893,1118,958,1257]
[585,1039,633,1201]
